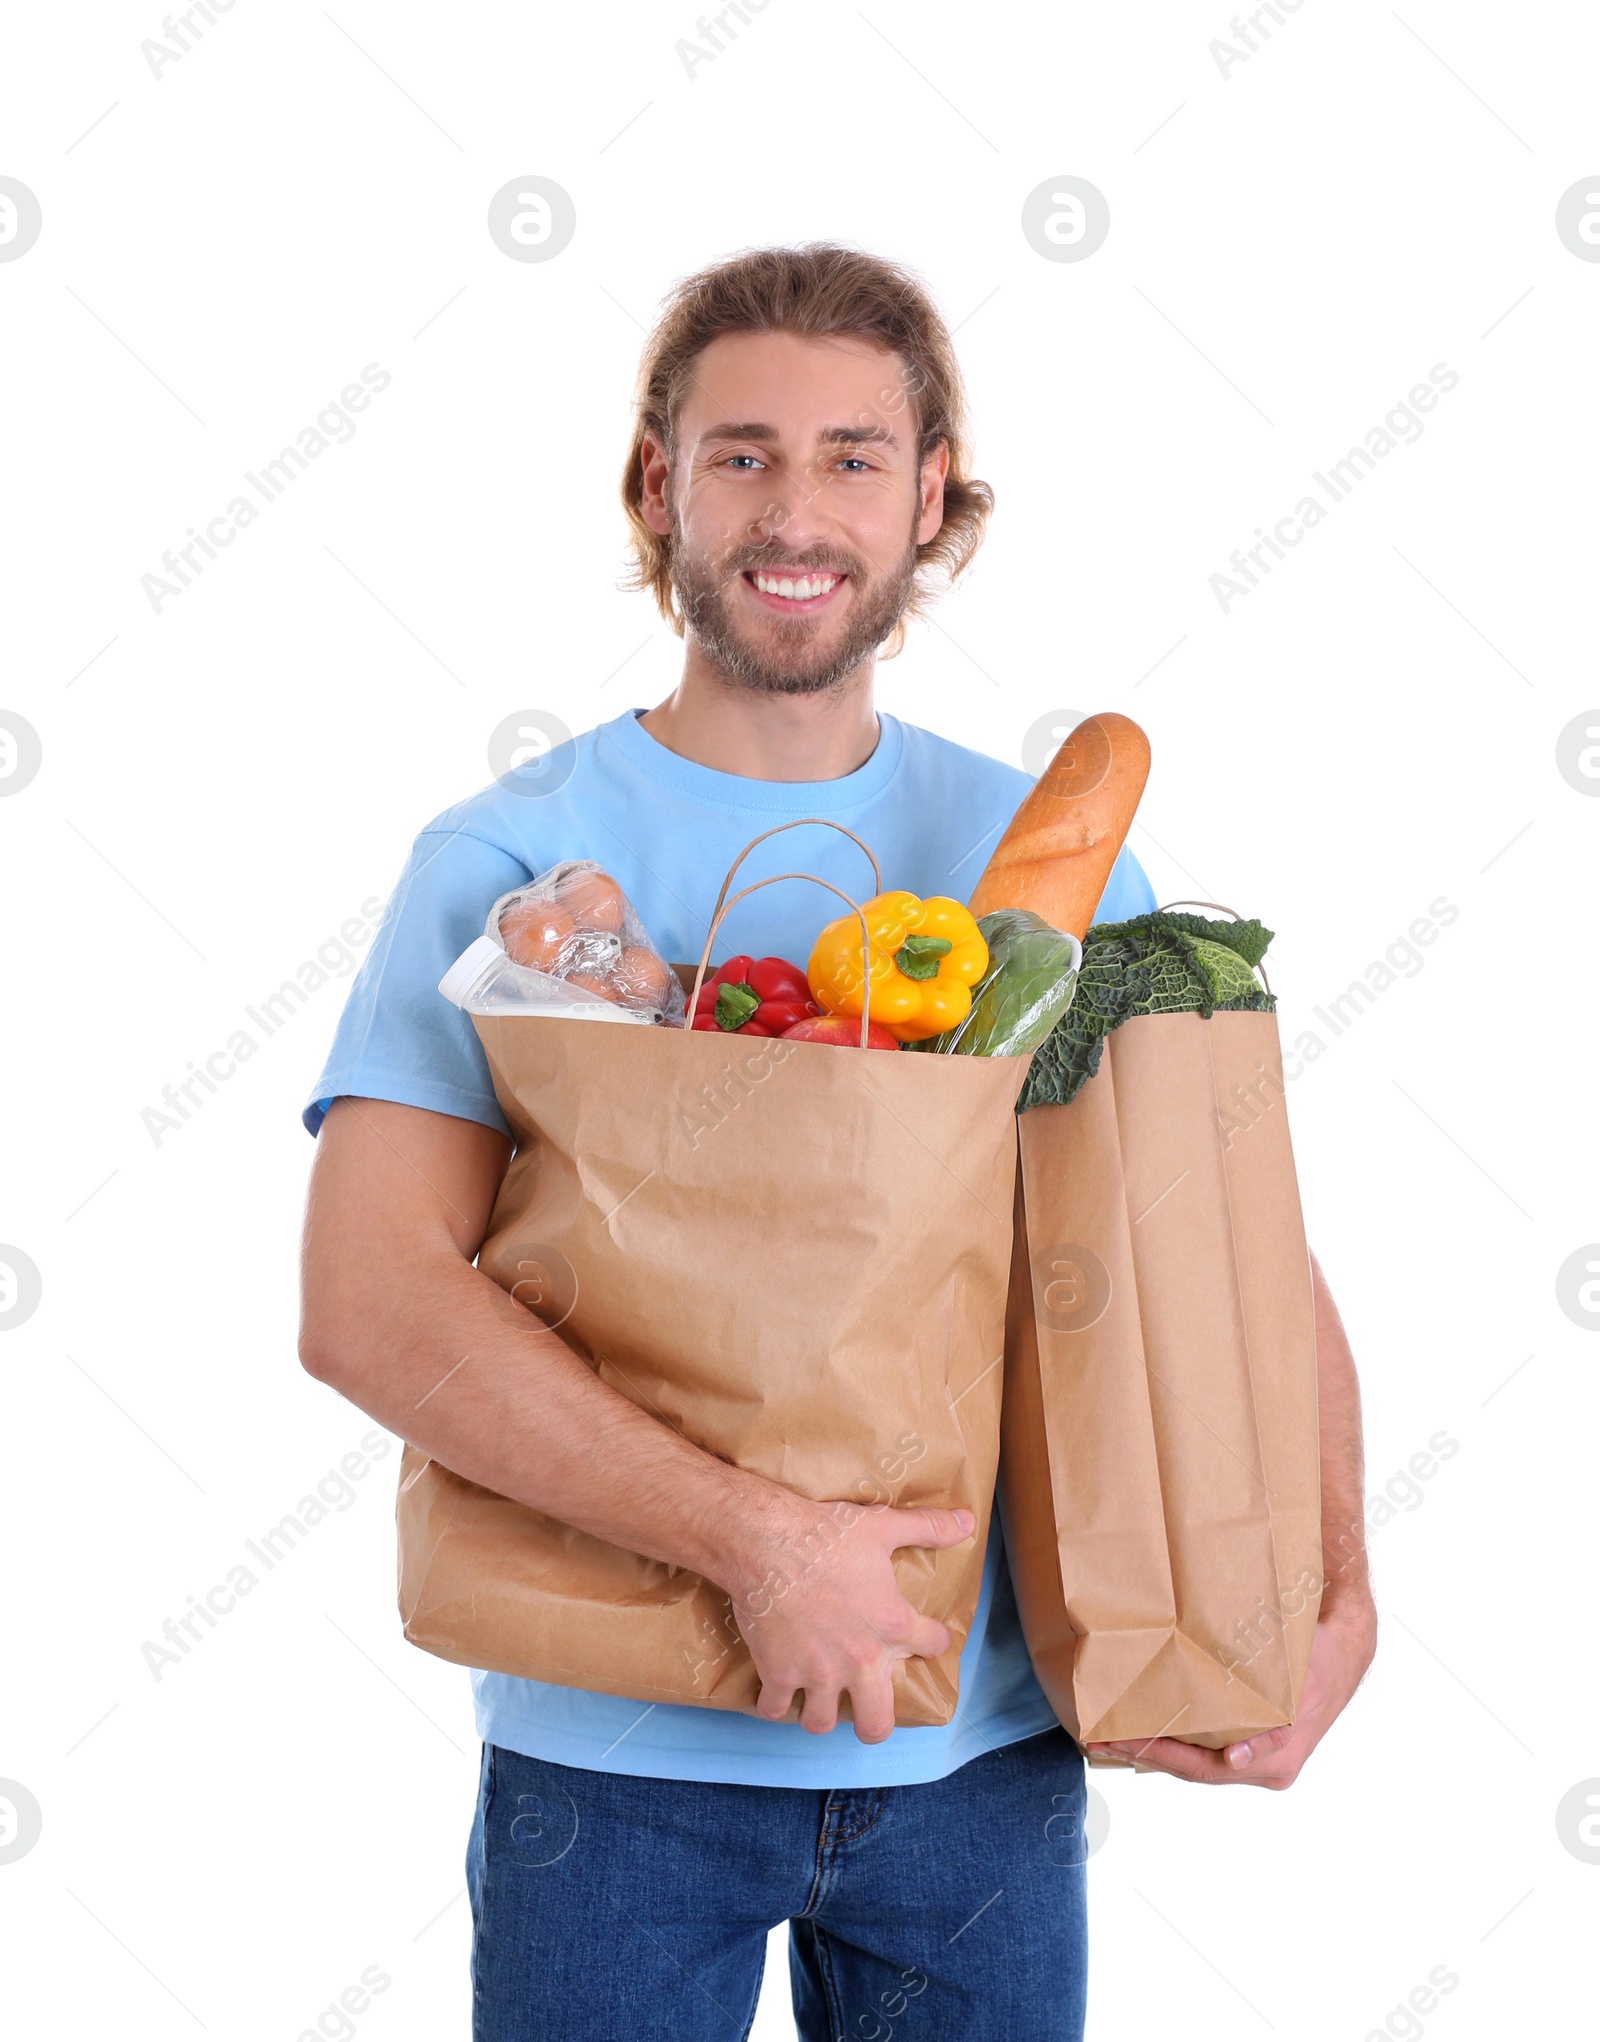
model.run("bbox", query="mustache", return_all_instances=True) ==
[725,546,860,579]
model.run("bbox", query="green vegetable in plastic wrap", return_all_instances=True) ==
[1018,909,1276,1112]
[918,908,1080,1058]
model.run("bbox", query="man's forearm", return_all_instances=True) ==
[310,1244,794,1593]
[1309,1249,1373,1624]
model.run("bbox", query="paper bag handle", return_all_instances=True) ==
[1158,899,1273,998]
[689,872,875,1050]
[700,817,882,944]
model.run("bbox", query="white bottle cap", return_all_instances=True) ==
[437,935,504,1008]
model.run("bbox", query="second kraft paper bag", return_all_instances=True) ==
[1000,1008,1323,1752]
[396,1006,1026,1727]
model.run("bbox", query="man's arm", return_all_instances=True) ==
[1085,1249,1378,1786]
[298,1096,975,1743]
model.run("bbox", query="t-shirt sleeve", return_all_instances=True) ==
[1089,843,1158,926]
[302,825,531,1137]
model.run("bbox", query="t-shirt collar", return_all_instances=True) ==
[598,705,904,814]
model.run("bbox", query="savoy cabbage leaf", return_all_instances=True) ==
[1017,909,1276,1113]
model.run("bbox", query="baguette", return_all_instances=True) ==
[968,713,1151,939]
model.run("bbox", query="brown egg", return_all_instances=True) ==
[613,945,672,1009]
[564,969,625,1005]
[559,868,626,935]
[499,901,576,972]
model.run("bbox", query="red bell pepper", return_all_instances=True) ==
[690,955,818,1037]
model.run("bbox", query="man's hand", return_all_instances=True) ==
[1084,1595,1377,1786]
[722,1496,977,1745]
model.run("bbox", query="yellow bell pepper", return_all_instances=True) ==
[807,892,990,1043]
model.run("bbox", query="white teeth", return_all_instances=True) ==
[752,572,838,599]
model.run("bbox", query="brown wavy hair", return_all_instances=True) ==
[620,242,994,657]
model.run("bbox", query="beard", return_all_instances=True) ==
[668,518,919,698]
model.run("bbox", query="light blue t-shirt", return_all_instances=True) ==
[305,706,1154,1788]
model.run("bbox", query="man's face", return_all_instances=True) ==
[640,330,948,696]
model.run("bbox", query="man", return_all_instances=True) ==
[299,243,1376,2041]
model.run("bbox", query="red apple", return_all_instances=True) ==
[779,1013,900,1051]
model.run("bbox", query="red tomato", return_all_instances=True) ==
[779,1014,900,1051]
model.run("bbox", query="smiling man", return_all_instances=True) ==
[299,243,1375,2042]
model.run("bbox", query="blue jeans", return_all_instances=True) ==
[466,1727,1087,2040]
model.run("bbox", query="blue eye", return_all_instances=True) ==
[838,457,870,471]
[726,454,763,470]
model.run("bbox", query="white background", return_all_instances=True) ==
[3,1,1597,2035]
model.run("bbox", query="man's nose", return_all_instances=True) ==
[745,468,836,551]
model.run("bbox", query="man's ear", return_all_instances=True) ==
[638,429,673,538]
[916,438,950,546]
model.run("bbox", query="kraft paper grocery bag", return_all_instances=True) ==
[397,835,1028,1726]
[1000,1009,1322,1752]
